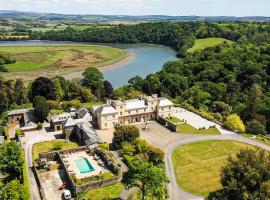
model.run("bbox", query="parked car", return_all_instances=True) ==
[63,190,71,200]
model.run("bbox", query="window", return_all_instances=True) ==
[136,110,138,113]
[169,106,171,110]
[120,106,122,109]
[151,107,154,111]
[128,111,131,114]
[105,123,107,127]
[144,109,146,112]
[120,112,122,115]
[162,108,164,111]
[105,116,107,120]
[113,115,115,118]
[113,122,115,126]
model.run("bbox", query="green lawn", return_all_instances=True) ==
[242,133,270,146]
[172,140,254,197]
[166,116,183,124]
[84,183,124,200]
[33,140,79,160]
[188,37,233,53]
[0,45,127,72]
[178,123,221,135]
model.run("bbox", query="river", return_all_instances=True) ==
[0,41,178,88]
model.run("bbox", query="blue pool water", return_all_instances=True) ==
[74,157,95,173]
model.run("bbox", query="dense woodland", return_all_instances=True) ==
[1,22,270,135]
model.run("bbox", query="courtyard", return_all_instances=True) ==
[38,169,67,200]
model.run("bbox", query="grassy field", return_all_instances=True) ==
[188,37,233,53]
[242,133,270,146]
[0,45,127,72]
[33,140,79,160]
[178,123,221,135]
[172,140,254,196]
[84,183,124,200]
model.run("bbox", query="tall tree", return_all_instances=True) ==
[103,80,114,99]
[0,179,29,200]
[0,77,9,113]
[33,96,49,122]
[13,79,28,105]
[82,67,104,99]
[31,77,56,101]
[208,149,270,200]
[247,84,262,120]
[0,141,24,179]
[124,160,168,200]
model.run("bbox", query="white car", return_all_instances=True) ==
[63,190,72,200]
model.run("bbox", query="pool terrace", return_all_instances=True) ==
[61,151,109,179]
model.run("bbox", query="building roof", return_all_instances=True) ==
[7,108,30,116]
[79,123,101,145]
[96,106,118,115]
[76,107,89,119]
[64,118,76,127]
[125,99,148,110]
[51,113,71,123]
[158,98,174,107]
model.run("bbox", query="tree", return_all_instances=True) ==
[184,86,211,109]
[0,141,24,179]
[13,79,28,105]
[31,77,56,101]
[113,125,140,149]
[224,114,245,133]
[208,149,270,200]
[124,160,168,200]
[246,119,266,135]
[211,101,232,118]
[33,96,49,122]
[0,179,29,200]
[247,84,262,120]
[82,67,104,99]
[52,78,64,101]
[103,80,114,99]
[0,77,9,113]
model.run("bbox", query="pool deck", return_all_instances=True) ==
[62,151,105,179]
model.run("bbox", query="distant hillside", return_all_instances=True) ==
[0,10,270,23]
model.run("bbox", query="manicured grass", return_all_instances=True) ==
[188,37,234,53]
[80,101,104,109]
[84,183,124,200]
[242,133,270,146]
[33,140,79,160]
[166,116,183,124]
[22,151,30,199]
[172,140,254,197]
[0,45,127,72]
[178,123,221,135]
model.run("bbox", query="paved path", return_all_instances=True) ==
[24,131,62,200]
[165,134,270,200]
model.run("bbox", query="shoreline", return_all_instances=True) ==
[63,50,136,80]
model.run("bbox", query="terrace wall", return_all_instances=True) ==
[38,146,123,196]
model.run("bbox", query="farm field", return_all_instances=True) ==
[188,37,233,53]
[172,140,254,197]
[0,45,127,72]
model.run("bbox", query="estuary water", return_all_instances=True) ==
[0,40,178,88]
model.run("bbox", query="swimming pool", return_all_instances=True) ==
[74,157,95,173]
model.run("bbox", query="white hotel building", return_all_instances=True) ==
[92,94,174,129]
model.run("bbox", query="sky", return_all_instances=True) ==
[0,0,269,16]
